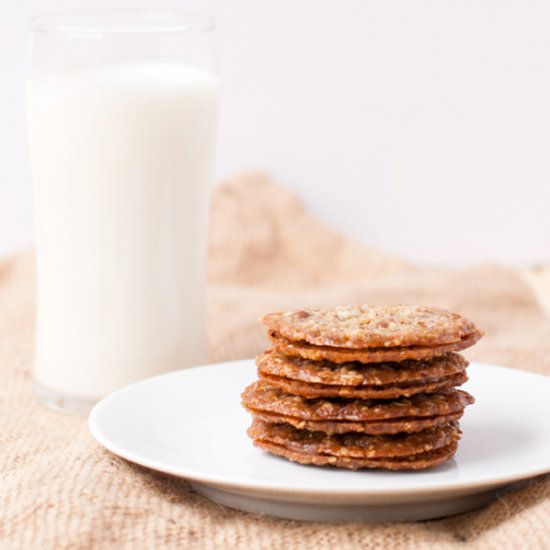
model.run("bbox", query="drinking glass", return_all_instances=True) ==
[27,10,218,414]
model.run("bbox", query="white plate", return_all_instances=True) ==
[89,361,550,522]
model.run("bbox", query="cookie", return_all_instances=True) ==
[249,410,465,435]
[253,439,459,470]
[241,380,474,422]
[248,419,461,458]
[260,305,480,349]
[256,350,468,387]
[258,370,468,399]
[269,330,482,364]
[246,304,481,471]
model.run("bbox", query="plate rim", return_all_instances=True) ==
[89,360,550,497]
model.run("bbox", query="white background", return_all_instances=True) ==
[2,1,549,264]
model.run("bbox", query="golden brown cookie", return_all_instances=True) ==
[269,330,482,364]
[249,410,465,435]
[253,439,459,470]
[256,350,468,387]
[246,305,481,469]
[260,305,480,349]
[248,419,461,459]
[241,380,474,422]
[258,370,468,399]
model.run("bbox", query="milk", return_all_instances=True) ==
[28,62,219,398]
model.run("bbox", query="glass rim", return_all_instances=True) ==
[29,9,216,36]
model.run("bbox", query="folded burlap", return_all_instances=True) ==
[1,172,548,549]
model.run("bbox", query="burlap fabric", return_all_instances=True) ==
[1,172,548,549]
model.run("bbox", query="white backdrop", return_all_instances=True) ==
[2,1,549,264]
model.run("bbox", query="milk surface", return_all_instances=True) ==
[28,62,218,397]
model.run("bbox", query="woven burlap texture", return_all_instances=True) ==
[1,172,548,549]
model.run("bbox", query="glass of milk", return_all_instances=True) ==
[27,11,219,414]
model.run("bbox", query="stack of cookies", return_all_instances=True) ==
[241,305,483,470]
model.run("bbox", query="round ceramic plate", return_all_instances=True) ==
[89,360,550,522]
